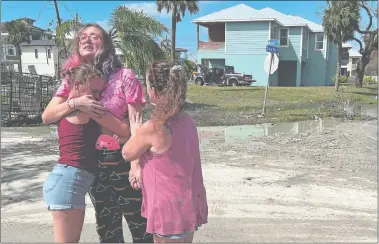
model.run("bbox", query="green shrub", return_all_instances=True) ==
[339,76,348,84]
[363,76,377,85]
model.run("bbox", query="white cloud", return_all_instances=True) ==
[124,2,169,18]
[96,19,110,32]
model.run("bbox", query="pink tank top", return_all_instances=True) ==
[140,113,208,235]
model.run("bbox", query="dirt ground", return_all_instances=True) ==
[1,118,377,243]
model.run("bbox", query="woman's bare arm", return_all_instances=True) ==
[42,95,130,137]
[127,103,143,157]
[122,122,152,161]
[41,95,107,124]
[41,96,72,124]
[91,113,131,137]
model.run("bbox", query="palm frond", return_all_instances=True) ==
[55,18,83,48]
[110,5,168,73]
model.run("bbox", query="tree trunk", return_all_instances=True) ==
[335,43,342,91]
[17,44,23,74]
[171,7,177,65]
[355,53,370,87]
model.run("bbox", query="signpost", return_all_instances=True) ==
[261,40,280,117]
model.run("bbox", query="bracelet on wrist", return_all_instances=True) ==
[67,99,74,110]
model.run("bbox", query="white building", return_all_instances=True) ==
[0,23,19,71]
[341,42,362,77]
[1,18,59,77]
[20,18,58,77]
[20,39,58,77]
[347,49,362,77]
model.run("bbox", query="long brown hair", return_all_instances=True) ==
[62,23,122,81]
[147,60,187,124]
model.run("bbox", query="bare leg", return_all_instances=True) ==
[52,209,85,243]
[153,232,194,243]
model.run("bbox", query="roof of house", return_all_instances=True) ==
[18,17,36,21]
[192,3,323,32]
[342,42,353,48]
[349,49,362,57]
[20,40,56,46]
[192,4,276,23]
[259,8,304,26]
[286,15,323,32]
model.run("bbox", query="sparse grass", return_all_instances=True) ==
[182,84,377,126]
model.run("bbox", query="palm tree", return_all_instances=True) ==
[322,0,359,91]
[55,14,83,55]
[110,5,168,74]
[4,20,31,74]
[53,12,83,59]
[156,0,199,64]
[51,14,83,78]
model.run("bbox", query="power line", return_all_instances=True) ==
[58,2,75,19]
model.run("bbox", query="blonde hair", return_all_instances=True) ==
[68,64,103,86]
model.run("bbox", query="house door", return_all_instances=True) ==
[278,61,297,86]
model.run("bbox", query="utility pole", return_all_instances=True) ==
[53,0,68,58]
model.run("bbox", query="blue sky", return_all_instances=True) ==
[2,0,367,59]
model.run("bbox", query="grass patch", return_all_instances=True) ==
[183,84,377,126]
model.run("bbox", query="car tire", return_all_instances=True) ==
[195,77,204,86]
[229,79,238,87]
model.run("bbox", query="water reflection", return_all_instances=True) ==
[198,119,342,147]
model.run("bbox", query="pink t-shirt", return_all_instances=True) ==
[55,67,146,120]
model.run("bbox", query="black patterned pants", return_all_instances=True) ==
[89,149,153,243]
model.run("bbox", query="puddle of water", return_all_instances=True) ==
[342,101,377,119]
[360,104,377,118]
[198,119,342,147]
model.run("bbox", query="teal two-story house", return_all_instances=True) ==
[192,4,338,87]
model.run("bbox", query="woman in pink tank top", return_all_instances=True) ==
[121,60,208,243]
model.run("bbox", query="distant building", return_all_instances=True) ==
[340,42,362,77]
[192,4,338,87]
[1,17,58,77]
[0,23,19,71]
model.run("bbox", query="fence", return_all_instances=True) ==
[1,71,58,125]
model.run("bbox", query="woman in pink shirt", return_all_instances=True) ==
[41,23,153,243]
[122,61,208,243]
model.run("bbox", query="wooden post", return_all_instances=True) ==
[197,24,199,50]
[53,0,68,58]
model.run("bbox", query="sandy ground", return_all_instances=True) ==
[1,118,377,243]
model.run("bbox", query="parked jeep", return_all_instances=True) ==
[192,65,255,86]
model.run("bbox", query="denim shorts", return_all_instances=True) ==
[43,164,95,210]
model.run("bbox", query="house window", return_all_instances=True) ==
[32,32,41,40]
[302,30,308,49]
[315,33,324,50]
[48,49,51,59]
[342,50,349,60]
[7,46,16,56]
[352,58,359,64]
[279,28,289,46]
[270,24,279,40]
[35,49,38,58]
